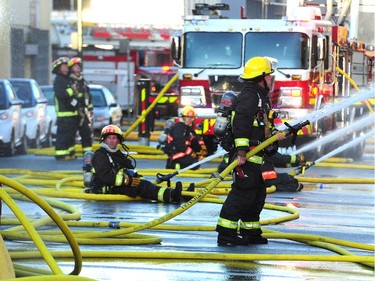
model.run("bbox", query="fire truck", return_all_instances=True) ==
[137,66,179,119]
[171,2,374,158]
[51,15,178,115]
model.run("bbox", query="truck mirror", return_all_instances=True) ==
[171,36,181,62]
[317,36,326,61]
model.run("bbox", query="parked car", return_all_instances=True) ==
[90,84,123,134]
[39,85,57,145]
[8,79,51,148]
[40,84,123,139]
[0,79,27,156]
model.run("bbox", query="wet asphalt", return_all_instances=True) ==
[0,142,374,280]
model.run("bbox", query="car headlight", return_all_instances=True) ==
[180,86,206,107]
[278,87,302,108]
[0,112,9,120]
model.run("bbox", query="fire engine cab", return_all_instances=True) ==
[171,2,373,157]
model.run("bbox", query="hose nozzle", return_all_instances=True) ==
[294,161,315,176]
[156,171,178,184]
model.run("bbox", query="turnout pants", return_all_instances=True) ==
[55,116,79,158]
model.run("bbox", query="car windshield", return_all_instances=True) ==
[91,89,107,107]
[41,87,55,105]
[0,84,7,110]
[10,81,35,108]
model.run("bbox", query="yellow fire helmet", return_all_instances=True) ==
[181,105,196,117]
[240,57,274,80]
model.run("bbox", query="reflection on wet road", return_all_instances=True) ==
[0,148,374,280]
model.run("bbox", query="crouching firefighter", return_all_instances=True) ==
[261,152,306,192]
[215,57,285,246]
[84,125,182,204]
[218,152,306,192]
[164,106,207,170]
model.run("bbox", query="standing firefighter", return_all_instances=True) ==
[216,57,283,246]
[89,125,182,203]
[68,57,93,153]
[164,105,207,170]
[52,57,79,160]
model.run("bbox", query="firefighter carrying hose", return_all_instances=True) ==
[68,57,93,153]
[88,125,182,203]
[216,57,285,246]
[52,57,79,160]
[164,105,207,170]
[218,152,306,192]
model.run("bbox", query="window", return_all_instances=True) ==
[91,89,107,107]
[183,32,242,68]
[245,32,309,69]
[0,84,7,110]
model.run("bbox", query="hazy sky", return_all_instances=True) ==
[84,0,184,27]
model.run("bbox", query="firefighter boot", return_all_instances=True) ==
[171,181,182,203]
[162,182,182,204]
[240,229,268,245]
[217,229,248,247]
[182,183,195,201]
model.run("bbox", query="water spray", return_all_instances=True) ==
[292,129,374,176]
[155,149,227,183]
[277,88,374,131]
[293,114,374,155]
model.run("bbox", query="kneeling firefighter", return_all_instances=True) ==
[85,125,182,203]
[164,105,207,170]
[215,57,284,246]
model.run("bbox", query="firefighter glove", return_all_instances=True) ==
[124,174,141,187]
[296,153,306,165]
[237,150,247,166]
[264,141,279,156]
[197,144,208,157]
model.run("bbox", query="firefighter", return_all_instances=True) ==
[90,125,182,203]
[52,57,79,160]
[68,57,93,153]
[216,57,284,246]
[218,152,306,192]
[165,105,208,170]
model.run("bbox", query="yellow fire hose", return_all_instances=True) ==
[1,126,374,279]
[335,66,373,113]
[0,175,82,276]
[122,73,179,139]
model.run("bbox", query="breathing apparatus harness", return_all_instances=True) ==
[213,91,280,155]
[83,142,138,193]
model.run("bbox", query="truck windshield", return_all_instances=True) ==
[183,32,242,68]
[245,32,309,69]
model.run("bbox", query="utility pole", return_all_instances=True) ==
[0,0,11,78]
[77,0,83,59]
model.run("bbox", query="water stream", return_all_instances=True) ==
[313,129,374,164]
[277,87,374,131]
[293,113,374,154]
